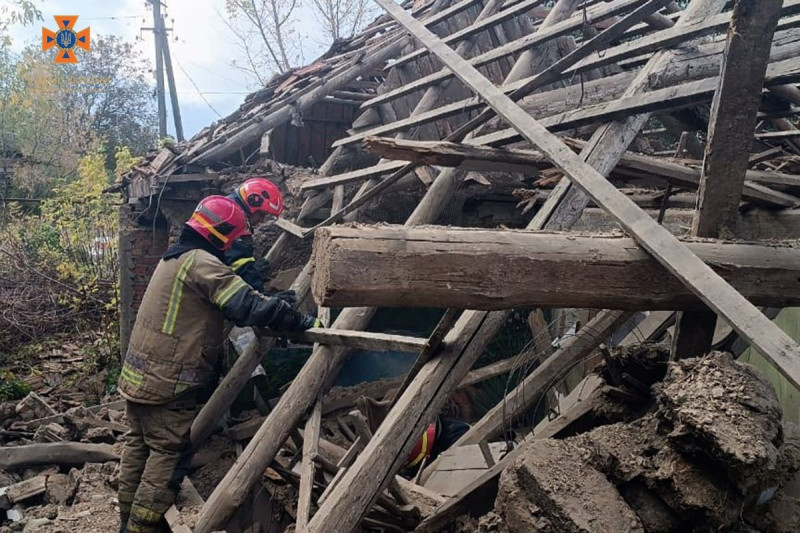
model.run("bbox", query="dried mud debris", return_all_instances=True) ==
[655,351,783,492]
[496,439,644,533]
[494,352,800,533]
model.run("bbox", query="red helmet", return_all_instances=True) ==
[236,178,284,217]
[186,196,250,251]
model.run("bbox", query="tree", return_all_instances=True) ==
[309,0,375,42]
[224,0,375,87]
[225,0,302,83]
[0,35,157,199]
[56,36,159,166]
[0,0,41,45]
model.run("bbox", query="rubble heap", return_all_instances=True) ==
[491,352,800,533]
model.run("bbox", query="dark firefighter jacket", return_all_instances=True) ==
[224,238,266,292]
[119,239,306,405]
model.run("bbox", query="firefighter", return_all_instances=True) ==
[224,177,290,299]
[117,196,319,533]
[404,416,471,473]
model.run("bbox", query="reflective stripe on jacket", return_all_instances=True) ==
[406,423,437,468]
[224,238,265,292]
[119,248,301,404]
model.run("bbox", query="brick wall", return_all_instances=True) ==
[118,205,170,358]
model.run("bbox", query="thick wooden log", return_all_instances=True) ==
[312,225,800,311]
[0,443,118,469]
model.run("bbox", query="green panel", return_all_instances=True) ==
[739,308,800,424]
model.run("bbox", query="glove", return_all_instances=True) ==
[298,314,324,330]
[272,289,297,307]
[253,258,270,275]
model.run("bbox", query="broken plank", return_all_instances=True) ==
[259,327,428,353]
[164,505,193,533]
[274,217,309,239]
[297,400,322,531]
[311,225,800,311]
[0,476,47,510]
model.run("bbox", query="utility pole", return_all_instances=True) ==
[146,0,184,141]
[150,0,167,138]
[156,7,184,141]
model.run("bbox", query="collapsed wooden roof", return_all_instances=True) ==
[122,0,800,530]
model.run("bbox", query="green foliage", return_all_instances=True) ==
[0,371,30,401]
[0,33,156,202]
[0,150,126,353]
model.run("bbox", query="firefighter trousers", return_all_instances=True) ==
[118,400,196,533]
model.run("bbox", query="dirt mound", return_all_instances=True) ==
[494,352,800,533]
[655,351,783,492]
[496,439,643,533]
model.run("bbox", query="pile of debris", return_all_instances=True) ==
[485,352,800,533]
[0,395,125,532]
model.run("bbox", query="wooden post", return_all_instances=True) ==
[672,0,785,359]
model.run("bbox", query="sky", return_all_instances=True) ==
[5,0,341,139]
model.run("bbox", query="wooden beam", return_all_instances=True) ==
[673,0,785,360]
[258,327,428,353]
[696,0,785,238]
[377,0,800,388]
[296,400,322,531]
[366,136,800,207]
[312,226,800,310]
